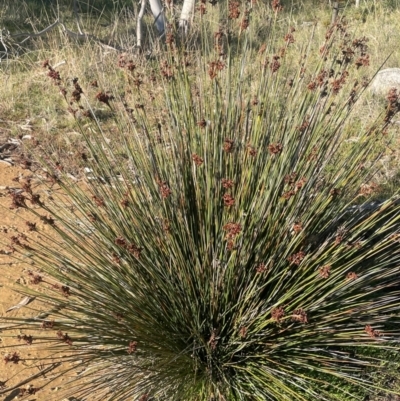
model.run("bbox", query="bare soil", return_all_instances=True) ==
[0,162,81,401]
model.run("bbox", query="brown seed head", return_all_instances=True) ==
[271,0,283,12]
[268,143,282,155]
[287,251,305,265]
[17,334,33,345]
[228,1,240,19]
[57,331,72,345]
[292,308,308,324]
[346,271,358,281]
[271,306,285,322]
[128,341,138,354]
[256,263,267,273]
[221,178,234,189]
[192,154,204,166]
[4,352,20,364]
[365,325,381,338]
[292,223,302,233]
[127,243,143,259]
[318,265,331,278]
[223,138,235,153]
[223,222,242,239]
[222,193,235,207]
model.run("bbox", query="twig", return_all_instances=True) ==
[8,20,124,52]
[9,20,61,43]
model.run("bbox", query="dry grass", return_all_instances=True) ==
[1,1,400,194]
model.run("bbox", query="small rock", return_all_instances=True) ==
[370,68,400,96]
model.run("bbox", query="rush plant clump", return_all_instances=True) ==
[1,11,400,401]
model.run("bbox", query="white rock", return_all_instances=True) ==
[370,68,400,96]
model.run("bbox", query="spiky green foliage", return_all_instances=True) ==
[1,15,400,401]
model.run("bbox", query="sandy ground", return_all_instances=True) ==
[0,162,81,401]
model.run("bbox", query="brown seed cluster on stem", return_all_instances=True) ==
[71,77,83,104]
[268,143,282,155]
[52,284,71,297]
[128,341,138,354]
[115,236,143,259]
[223,223,241,239]
[118,54,136,71]
[9,190,27,209]
[214,28,225,56]
[292,222,302,234]
[57,331,73,345]
[19,385,37,396]
[271,306,285,322]
[96,91,114,109]
[318,265,331,278]
[197,118,207,128]
[292,308,308,323]
[346,272,358,280]
[228,1,240,19]
[223,139,235,153]
[27,270,42,284]
[92,195,105,207]
[282,172,306,201]
[208,60,225,79]
[284,28,295,44]
[287,251,305,265]
[270,55,281,73]
[161,60,174,80]
[271,0,283,12]
[192,154,204,166]
[197,0,207,16]
[4,352,20,364]
[256,263,268,273]
[223,222,241,250]
[384,88,400,124]
[365,325,381,338]
[26,221,37,231]
[247,144,257,157]
[240,10,250,32]
[222,193,235,207]
[239,326,248,339]
[221,178,234,189]
[157,179,172,199]
[17,334,33,345]
[40,215,55,226]
[41,320,54,329]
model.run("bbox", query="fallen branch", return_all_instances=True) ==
[9,19,61,43]
[8,19,124,52]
